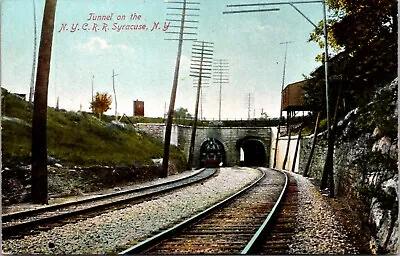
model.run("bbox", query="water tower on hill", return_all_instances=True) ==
[134,100,144,117]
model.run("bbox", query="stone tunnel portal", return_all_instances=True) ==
[199,138,226,168]
[238,137,266,167]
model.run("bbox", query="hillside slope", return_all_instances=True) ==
[2,88,185,167]
[1,88,186,204]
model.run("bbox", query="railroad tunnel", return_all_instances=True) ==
[238,137,266,167]
[199,138,226,168]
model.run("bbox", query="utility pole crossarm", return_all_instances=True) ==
[164,1,200,42]
[224,0,333,195]
[226,1,322,7]
[289,3,318,28]
[224,1,321,29]
[223,8,279,14]
[163,0,201,177]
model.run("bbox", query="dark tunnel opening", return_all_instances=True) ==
[200,138,226,168]
[239,138,266,167]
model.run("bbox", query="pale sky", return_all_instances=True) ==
[2,0,326,119]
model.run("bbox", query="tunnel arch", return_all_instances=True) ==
[199,138,226,168]
[237,136,266,167]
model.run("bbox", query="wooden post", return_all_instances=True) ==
[291,124,303,173]
[282,111,292,170]
[303,111,321,177]
[31,0,57,204]
[162,0,187,177]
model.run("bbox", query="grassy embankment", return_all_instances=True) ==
[1,88,186,168]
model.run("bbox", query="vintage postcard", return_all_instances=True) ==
[1,0,397,255]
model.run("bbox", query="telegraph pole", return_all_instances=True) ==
[112,70,118,121]
[199,87,207,120]
[223,1,333,195]
[162,0,199,177]
[195,76,209,121]
[213,59,229,121]
[273,41,293,168]
[200,88,203,119]
[164,102,167,119]
[247,94,251,119]
[29,0,38,103]
[31,0,57,204]
[320,2,334,196]
[91,75,94,102]
[245,93,254,120]
[223,1,330,168]
[187,41,214,169]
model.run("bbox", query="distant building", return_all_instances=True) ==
[134,100,144,116]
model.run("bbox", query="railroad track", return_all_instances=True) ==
[251,171,298,255]
[2,168,216,239]
[119,167,291,255]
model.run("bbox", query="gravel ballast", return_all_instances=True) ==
[289,172,361,254]
[2,167,260,254]
[3,168,367,254]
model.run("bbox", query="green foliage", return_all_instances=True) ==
[369,83,398,137]
[348,80,398,211]
[173,107,192,119]
[2,89,33,122]
[349,80,397,140]
[1,89,33,164]
[337,78,397,215]
[318,118,327,131]
[308,20,343,62]
[350,111,375,138]
[2,120,32,164]
[305,0,397,120]
[303,77,326,111]
[2,91,186,167]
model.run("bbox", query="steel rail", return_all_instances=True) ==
[119,168,266,255]
[3,168,216,237]
[241,168,289,254]
[3,168,207,222]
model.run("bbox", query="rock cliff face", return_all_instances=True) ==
[299,78,398,254]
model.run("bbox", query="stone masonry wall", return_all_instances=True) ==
[299,129,398,254]
[134,123,179,146]
[135,123,272,169]
[297,78,398,254]
[179,126,272,168]
[298,134,328,178]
